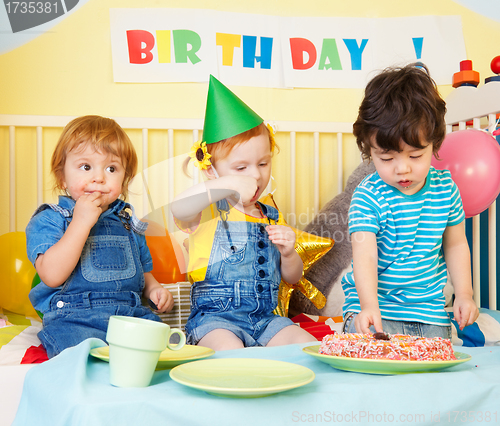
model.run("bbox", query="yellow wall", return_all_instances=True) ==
[1,0,500,235]
[2,0,499,121]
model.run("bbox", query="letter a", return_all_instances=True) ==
[318,39,342,70]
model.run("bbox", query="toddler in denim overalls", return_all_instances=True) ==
[171,76,316,350]
[26,116,174,358]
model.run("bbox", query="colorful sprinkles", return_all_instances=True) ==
[319,333,456,361]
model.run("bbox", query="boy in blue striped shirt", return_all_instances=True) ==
[341,64,478,339]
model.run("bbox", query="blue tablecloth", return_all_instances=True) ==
[13,339,500,426]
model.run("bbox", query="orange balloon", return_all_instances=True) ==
[144,221,186,284]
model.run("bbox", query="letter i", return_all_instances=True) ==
[157,30,171,63]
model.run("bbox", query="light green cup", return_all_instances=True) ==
[106,316,186,387]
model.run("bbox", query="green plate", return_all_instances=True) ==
[303,345,471,375]
[89,345,215,370]
[169,358,315,398]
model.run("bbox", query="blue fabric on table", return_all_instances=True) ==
[448,308,500,346]
[13,338,500,426]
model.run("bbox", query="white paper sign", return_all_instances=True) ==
[110,9,466,88]
[110,8,217,83]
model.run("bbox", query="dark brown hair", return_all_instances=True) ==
[353,63,446,160]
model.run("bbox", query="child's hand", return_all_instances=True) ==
[266,225,296,257]
[268,225,303,284]
[453,296,479,330]
[223,175,259,205]
[149,287,174,313]
[72,192,104,229]
[355,308,383,334]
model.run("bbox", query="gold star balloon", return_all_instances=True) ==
[259,194,334,317]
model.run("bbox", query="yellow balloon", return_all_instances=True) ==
[259,194,334,317]
[274,228,333,317]
[0,232,38,317]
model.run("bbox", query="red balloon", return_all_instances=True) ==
[491,55,500,75]
[432,129,500,217]
[144,221,186,284]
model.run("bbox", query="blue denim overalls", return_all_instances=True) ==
[185,200,295,346]
[27,197,160,358]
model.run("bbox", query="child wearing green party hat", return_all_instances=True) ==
[171,76,316,351]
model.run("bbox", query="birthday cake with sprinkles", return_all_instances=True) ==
[319,333,456,361]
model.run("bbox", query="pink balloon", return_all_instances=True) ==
[432,129,500,218]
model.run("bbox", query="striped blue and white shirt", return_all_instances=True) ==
[341,166,465,326]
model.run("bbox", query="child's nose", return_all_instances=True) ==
[248,166,261,180]
[92,170,105,183]
[396,160,410,174]
[246,166,260,179]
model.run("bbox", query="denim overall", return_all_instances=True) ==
[28,198,159,358]
[185,200,294,346]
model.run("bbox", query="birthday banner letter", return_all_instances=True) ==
[110,9,465,88]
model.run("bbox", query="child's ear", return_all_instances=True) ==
[203,165,217,180]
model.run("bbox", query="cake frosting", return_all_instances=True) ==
[319,333,456,361]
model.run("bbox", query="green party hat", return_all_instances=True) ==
[202,75,264,144]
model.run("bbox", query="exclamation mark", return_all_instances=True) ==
[412,37,424,66]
